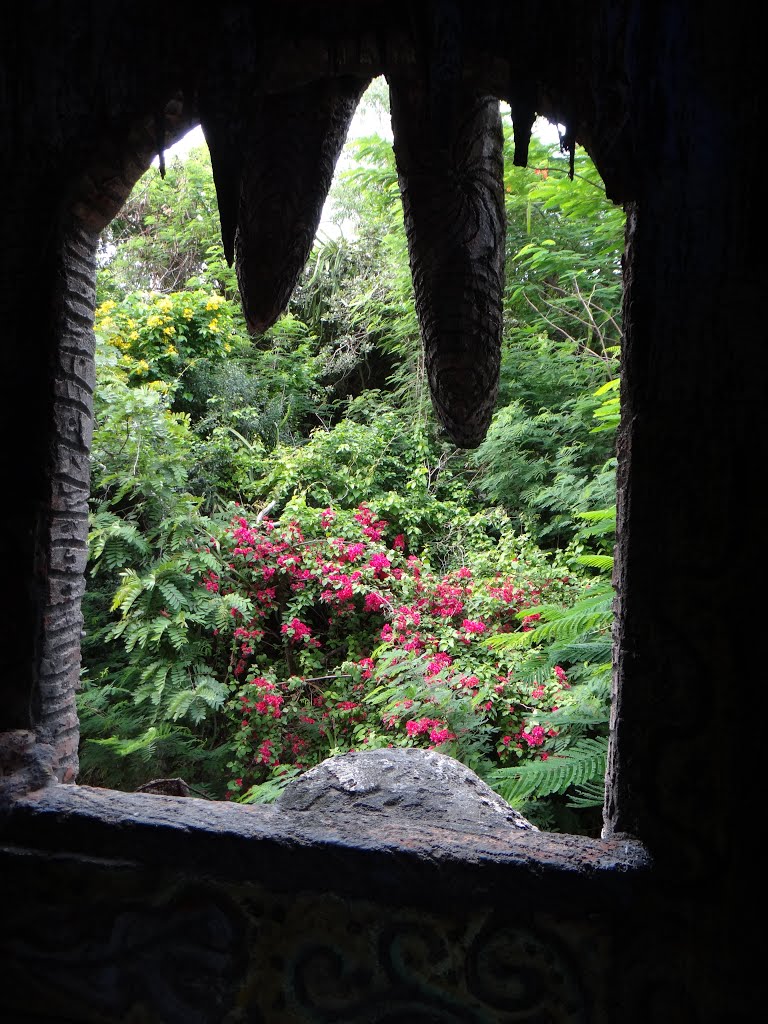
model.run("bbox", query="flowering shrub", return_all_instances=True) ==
[95,290,241,385]
[191,502,579,801]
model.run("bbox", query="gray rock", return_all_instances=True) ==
[276,747,537,831]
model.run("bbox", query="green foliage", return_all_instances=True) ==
[186,314,329,445]
[488,737,607,804]
[362,649,497,778]
[484,505,615,829]
[77,682,232,795]
[469,367,616,545]
[80,510,234,792]
[468,126,624,547]
[245,397,519,573]
[97,145,238,301]
[81,95,624,833]
[89,378,193,527]
[195,503,580,805]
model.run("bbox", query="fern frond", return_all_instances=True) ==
[567,779,607,808]
[193,674,228,708]
[576,507,616,524]
[139,659,170,687]
[111,569,145,614]
[489,737,607,804]
[576,554,614,571]
[148,616,173,643]
[88,725,163,759]
[123,621,152,653]
[519,585,613,645]
[166,690,196,721]
[240,767,303,804]
[551,640,612,663]
[168,661,189,695]
[485,631,534,652]
[167,621,189,650]
[158,579,187,611]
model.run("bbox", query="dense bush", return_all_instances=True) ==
[82,496,592,812]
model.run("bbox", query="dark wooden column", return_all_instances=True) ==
[604,6,757,1017]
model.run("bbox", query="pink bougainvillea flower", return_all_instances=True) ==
[368,552,391,573]
[363,592,387,612]
[428,725,455,745]
[521,725,546,747]
[462,618,486,633]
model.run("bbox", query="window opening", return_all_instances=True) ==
[79,82,623,839]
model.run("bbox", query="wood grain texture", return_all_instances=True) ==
[390,75,505,448]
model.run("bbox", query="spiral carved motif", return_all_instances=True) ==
[3,861,600,1023]
[281,901,587,1022]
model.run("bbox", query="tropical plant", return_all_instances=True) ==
[97,144,238,301]
[467,131,623,546]
[480,376,620,830]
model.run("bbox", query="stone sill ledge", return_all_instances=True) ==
[2,782,651,911]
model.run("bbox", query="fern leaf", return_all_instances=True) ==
[158,579,187,611]
[166,690,196,721]
[489,738,607,804]
[576,554,614,571]
[240,767,303,804]
[111,570,145,614]
[567,779,607,808]
[167,622,189,650]
[485,631,533,652]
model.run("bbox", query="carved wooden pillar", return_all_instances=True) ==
[603,7,756,1016]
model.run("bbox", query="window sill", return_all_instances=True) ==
[2,782,651,910]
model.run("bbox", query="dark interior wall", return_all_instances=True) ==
[0,5,199,772]
[0,0,602,778]
[0,2,758,1019]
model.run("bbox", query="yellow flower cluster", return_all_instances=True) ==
[205,295,225,312]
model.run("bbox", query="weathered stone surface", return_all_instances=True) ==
[45,574,87,604]
[38,660,81,709]
[58,349,97,389]
[276,747,537,832]
[48,540,89,574]
[52,403,92,451]
[48,513,90,545]
[0,731,57,804]
[2,782,650,908]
